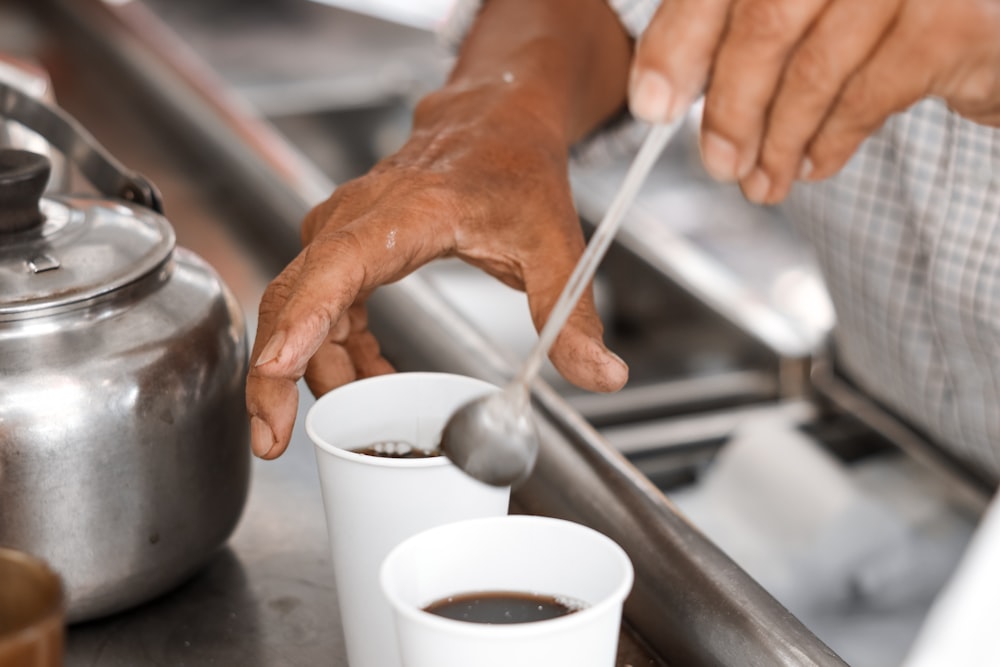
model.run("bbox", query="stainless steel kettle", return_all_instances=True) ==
[0,83,250,622]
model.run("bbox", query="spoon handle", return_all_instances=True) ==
[514,118,686,387]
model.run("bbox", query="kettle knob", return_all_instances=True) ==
[0,149,51,234]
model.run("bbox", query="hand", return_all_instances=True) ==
[246,85,628,459]
[627,0,1000,204]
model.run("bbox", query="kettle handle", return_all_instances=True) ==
[0,82,163,214]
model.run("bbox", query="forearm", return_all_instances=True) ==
[433,0,633,147]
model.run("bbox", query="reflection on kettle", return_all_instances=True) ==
[0,82,251,623]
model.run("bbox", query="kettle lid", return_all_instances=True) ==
[0,149,174,317]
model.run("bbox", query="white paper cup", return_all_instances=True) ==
[380,515,634,667]
[307,372,512,667]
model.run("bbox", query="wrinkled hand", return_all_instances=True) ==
[628,0,1000,203]
[246,87,628,459]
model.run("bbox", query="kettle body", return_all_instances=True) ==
[0,86,250,622]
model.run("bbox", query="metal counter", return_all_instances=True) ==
[7,1,857,665]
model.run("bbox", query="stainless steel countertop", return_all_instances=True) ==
[68,405,353,667]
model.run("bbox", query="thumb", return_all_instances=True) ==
[524,257,628,393]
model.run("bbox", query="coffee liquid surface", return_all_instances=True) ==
[352,441,439,459]
[423,591,581,624]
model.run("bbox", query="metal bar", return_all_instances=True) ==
[811,355,993,514]
[600,400,816,455]
[565,370,778,425]
[43,1,847,664]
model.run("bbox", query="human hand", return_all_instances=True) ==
[246,86,628,459]
[628,0,1000,204]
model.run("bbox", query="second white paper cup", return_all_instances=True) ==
[380,515,634,667]
[306,372,511,667]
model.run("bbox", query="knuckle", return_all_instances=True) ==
[834,78,879,121]
[306,231,367,292]
[702,90,742,135]
[949,67,1000,112]
[785,43,836,94]
[257,272,296,319]
[807,129,858,180]
[758,133,799,174]
[731,0,796,42]
[300,178,373,243]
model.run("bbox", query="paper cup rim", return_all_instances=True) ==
[305,372,499,469]
[380,515,634,638]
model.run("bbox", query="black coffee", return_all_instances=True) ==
[423,591,581,624]
[352,441,440,459]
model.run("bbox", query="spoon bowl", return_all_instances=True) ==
[439,384,539,488]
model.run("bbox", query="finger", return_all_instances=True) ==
[247,181,384,460]
[523,245,628,393]
[804,16,933,181]
[302,303,395,399]
[744,0,902,203]
[303,340,356,399]
[246,373,299,460]
[255,213,448,383]
[341,302,396,379]
[702,0,833,183]
[252,231,365,382]
[301,176,392,245]
[247,255,305,459]
[628,0,731,123]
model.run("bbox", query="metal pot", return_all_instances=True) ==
[0,83,250,623]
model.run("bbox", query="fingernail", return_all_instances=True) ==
[742,168,772,204]
[605,347,627,369]
[629,70,673,123]
[798,158,815,181]
[251,416,276,458]
[255,330,286,367]
[596,340,629,389]
[701,131,740,182]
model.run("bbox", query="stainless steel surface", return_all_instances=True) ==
[601,399,817,455]
[441,385,541,488]
[0,81,163,213]
[0,72,250,623]
[0,108,167,310]
[0,55,68,194]
[565,370,778,424]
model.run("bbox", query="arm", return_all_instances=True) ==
[247,0,634,459]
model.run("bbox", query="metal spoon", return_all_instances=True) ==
[440,118,686,487]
